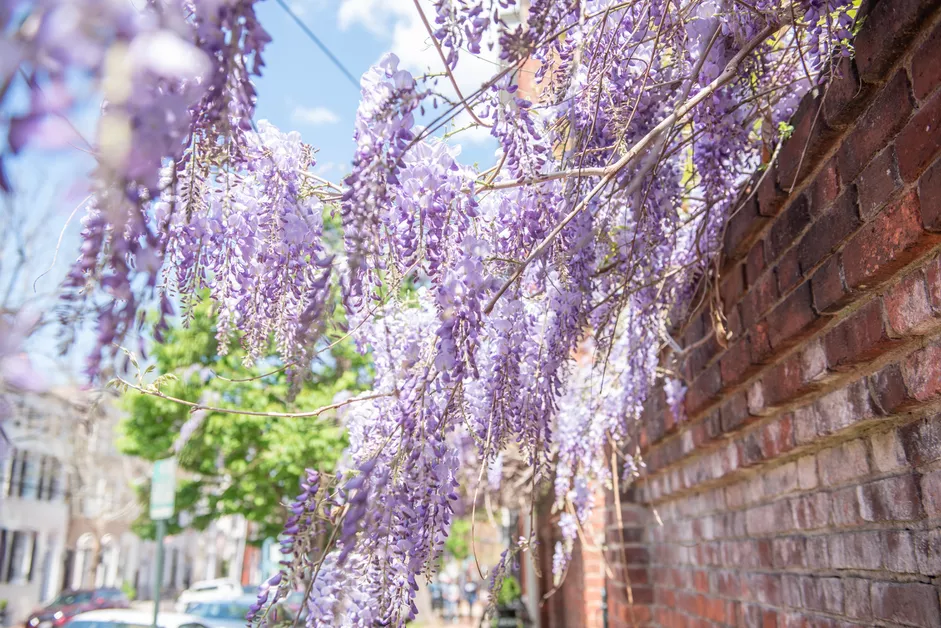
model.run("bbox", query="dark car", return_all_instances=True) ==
[25,588,130,628]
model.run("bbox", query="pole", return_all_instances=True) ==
[152,519,166,628]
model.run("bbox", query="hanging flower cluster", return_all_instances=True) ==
[0,0,864,624]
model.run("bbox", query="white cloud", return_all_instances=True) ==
[337,0,504,147]
[292,105,340,126]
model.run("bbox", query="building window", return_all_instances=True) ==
[0,529,38,584]
[19,451,40,499]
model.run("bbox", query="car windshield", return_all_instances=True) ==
[185,602,252,621]
[51,592,94,605]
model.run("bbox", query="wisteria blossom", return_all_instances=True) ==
[0,0,864,624]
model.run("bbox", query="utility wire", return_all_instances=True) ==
[273,0,361,91]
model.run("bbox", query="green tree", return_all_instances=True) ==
[119,299,369,541]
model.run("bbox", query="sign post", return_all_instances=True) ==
[150,458,177,628]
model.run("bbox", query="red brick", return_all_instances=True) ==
[899,415,941,466]
[768,195,811,261]
[742,273,778,327]
[856,145,900,221]
[884,270,934,335]
[818,439,869,486]
[838,72,913,183]
[920,157,941,231]
[855,0,939,84]
[791,492,830,530]
[843,578,872,621]
[871,582,941,628]
[810,158,841,216]
[719,390,750,433]
[870,428,908,473]
[762,356,803,406]
[777,248,802,294]
[926,256,941,310]
[811,255,847,313]
[898,89,941,182]
[798,186,861,273]
[912,21,941,101]
[883,530,919,574]
[830,486,863,527]
[771,537,806,569]
[757,162,787,217]
[745,244,766,286]
[748,323,773,364]
[724,195,766,260]
[843,189,935,291]
[720,264,745,311]
[921,469,941,517]
[767,282,819,349]
[801,576,843,614]
[779,95,837,191]
[814,379,873,436]
[829,531,883,570]
[823,299,890,369]
[914,529,941,576]
[902,342,941,401]
[858,474,923,522]
[823,57,871,129]
[870,362,915,414]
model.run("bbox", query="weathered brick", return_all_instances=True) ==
[762,355,803,406]
[815,379,873,436]
[899,416,941,466]
[921,468,941,517]
[902,342,941,401]
[856,145,900,221]
[838,72,913,183]
[831,487,863,527]
[854,0,938,84]
[777,248,802,294]
[857,474,923,522]
[823,299,890,368]
[797,454,818,490]
[793,405,818,446]
[801,338,828,383]
[792,492,830,530]
[799,187,861,274]
[883,530,919,574]
[898,89,941,182]
[871,582,941,628]
[926,256,941,310]
[725,195,766,260]
[811,158,842,216]
[687,363,722,415]
[757,162,787,217]
[843,189,935,291]
[761,415,794,460]
[721,264,746,313]
[767,282,819,349]
[823,56,870,129]
[911,20,941,101]
[745,244,766,287]
[818,439,869,486]
[919,157,941,231]
[801,576,843,614]
[742,273,778,327]
[719,390,750,433]
[830,531,883,570]
[779,95,837,190]
[843,578,871,621]
[870,363,914,414]
[884,270,934,335]
[914,529,941,576]
[719,338,750,388]
[811,255,847,313]
[870,428,907,473]
[768,195,811,262]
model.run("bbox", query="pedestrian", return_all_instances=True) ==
[429,579,444,618]
[442,575,460,623]
[462,577,479,618]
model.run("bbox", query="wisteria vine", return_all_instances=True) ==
[2,0,859,624]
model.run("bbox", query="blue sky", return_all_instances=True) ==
[4,0,501,380]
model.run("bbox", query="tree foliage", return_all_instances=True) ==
[119,299,368,540]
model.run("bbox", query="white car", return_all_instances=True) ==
[65,609,210,628]
[175,579,243,612]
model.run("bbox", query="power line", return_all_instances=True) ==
[273,0,361,91]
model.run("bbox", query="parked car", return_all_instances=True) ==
[175,579,242,612]
[25,589,130,628]
[64,609,209,628]
[182,596,295,628]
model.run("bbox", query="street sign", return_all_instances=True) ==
[150,457,177,520]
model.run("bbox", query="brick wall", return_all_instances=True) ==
[538,1,941,626]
